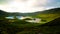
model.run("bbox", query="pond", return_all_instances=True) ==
[5,16,22,19]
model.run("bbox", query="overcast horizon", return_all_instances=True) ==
[0,0,60,13]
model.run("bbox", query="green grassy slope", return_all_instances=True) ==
[31,8,60,24]
[0,8,60,34]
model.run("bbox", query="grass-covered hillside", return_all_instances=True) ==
[35,13,60,23]
[32,8,60,24]
[0,15,60,34]
[0,8,60,34]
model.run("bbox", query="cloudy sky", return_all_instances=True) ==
[0,0,60,13]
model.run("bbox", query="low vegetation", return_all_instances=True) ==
[0,8,60,34]
[0,17,60,34]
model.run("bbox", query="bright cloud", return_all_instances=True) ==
[0,0,60,13]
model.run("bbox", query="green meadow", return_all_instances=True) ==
[0,8,60,34]
[33,13,60,24]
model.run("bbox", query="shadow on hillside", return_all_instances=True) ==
[0,17,60,34]
[38,17,60,34]
[41,17,60,26]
